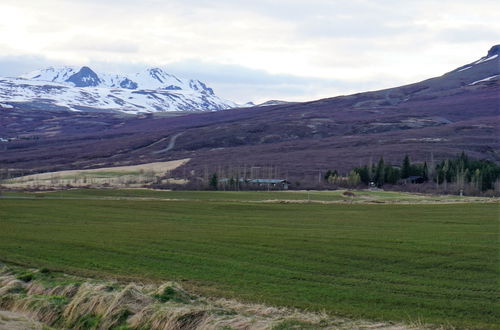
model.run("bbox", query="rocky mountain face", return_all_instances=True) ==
[0,66,237,113]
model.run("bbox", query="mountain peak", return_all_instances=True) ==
[189,79,214,95]
[65,66,102,87]
[487,44,500,57]
[143,67,178,86]
[146,67,165,75]
[146,67,165,77]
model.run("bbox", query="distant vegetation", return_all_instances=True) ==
[324,153,500,194]
[1,153,498,196]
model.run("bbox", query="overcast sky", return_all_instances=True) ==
[0,0,498,103]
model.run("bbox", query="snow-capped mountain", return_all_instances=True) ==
[239,100,296,108]
[0,66,237,113]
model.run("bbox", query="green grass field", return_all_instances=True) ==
[0,191,498,328]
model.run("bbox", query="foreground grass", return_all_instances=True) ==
[0,197,498,328]
[0,264,403,329]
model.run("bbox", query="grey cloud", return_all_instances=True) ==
[437,26,500,43]
[165,60,337,85]
[52,38,140,53]
[0,55,60,77]
[297,17,424,39]
[164,60,386,103]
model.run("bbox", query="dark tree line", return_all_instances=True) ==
[435,152,500,191]
[348,156,428,187]
[324,153,499,192]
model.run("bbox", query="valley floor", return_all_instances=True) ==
[1,188,497,204]
[0,190,498,329]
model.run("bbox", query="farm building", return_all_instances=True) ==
[219,178,289,190]
[247,179,289,190]
[400,176,426,184]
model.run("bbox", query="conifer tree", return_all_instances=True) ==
[209,173,218,190]
[375,157,385,186]
[422,162,428,181]
[402,155,411,179]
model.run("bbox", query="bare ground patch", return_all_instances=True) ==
[1,159,190,189]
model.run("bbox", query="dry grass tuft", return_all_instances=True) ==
[0,264,422,329]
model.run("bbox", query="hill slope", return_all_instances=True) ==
[0,46,498,183]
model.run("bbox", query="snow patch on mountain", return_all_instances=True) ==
[458,66,472,72]
[0,102,13,109]
[469,74,499,85]
[474,54,498,65]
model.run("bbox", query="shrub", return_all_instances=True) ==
[17,272,34,282]
[40,267,51,274]
[153,285,190,303]
[154,286,177,302]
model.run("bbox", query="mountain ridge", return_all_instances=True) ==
[1,66,237,113]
